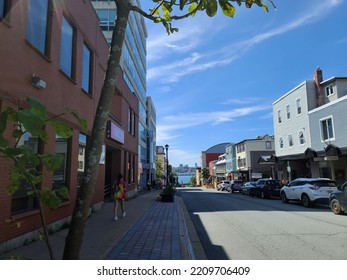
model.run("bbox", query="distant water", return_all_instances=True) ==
[178,175,192,184]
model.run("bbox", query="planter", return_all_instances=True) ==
[160,193,174,202]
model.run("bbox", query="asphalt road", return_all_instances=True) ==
[179,187,347,260]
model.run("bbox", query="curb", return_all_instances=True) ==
[177,194,207,260]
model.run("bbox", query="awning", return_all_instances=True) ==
[325,144,341,156]
[258,154,277,164]
[305,147,317,158]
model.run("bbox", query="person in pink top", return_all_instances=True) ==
[113,174,127,221]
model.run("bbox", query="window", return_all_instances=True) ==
[288,134,293,147]
[265,141,272,149]
[0,0,9,19]
[296,98,302,115]
[11,131,40,214]
[78,133,87,187]
[286,105,290,120]
[325,84,334,97]
[127,108,136,136]
[53,135,70,200]
[279,137,283,149]
[298,131,305,145]
[60,16,75,78]
[25,0,50,54]
[320,117,334,141]
[131,111,135,136]
[278,110,282,123]
[82,43,92,94]
[96,9,116,32]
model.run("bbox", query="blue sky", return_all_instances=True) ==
[142,0,347,167]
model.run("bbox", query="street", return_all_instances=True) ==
[179,187,347,260]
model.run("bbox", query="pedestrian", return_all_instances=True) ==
[113,174,127,221]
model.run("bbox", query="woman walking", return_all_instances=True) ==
[113,174,127,221]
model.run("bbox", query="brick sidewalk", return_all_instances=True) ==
[105,200,181,260]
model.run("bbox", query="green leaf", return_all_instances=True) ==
[18,110,48,142]
[205,0,217,17]
[40,153,64,172]
[218,0,236,17]
[26,97,48,120]
[71,111,88,134]
[188,2,198,15]
[3,147,23,157]
[47,119,73,138]
[0,135,9,148]
[12,129,23,139]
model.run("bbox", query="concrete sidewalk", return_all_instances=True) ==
[0,189,206,260]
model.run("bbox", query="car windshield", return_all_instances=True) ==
[234,181,243,184]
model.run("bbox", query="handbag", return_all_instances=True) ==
[114,182,124,199]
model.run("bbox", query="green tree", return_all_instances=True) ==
[63,0,275,259]
[190,176,197,185]
[156,159,164,179]
[202,168,210,181]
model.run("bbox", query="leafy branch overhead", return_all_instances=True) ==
[132,0,276,34]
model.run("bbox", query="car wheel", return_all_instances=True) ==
[281,192,288,203]
[302,194,311,207]
[250,190,254,197]
[330,198,343,215]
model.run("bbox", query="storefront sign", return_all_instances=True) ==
[107,121,124,144]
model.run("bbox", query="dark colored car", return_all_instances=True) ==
[329,181,347,215]
[228,180,244,193]
[241,181,256,195]
[250,179,281,199]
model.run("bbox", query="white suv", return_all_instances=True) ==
[280,178,337,207]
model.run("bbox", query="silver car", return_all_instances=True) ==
[280,178,337,207]
[217,180,230,191]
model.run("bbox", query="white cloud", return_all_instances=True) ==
[147,0,343,84]
[221,97,263,105]
[156,104,271,142]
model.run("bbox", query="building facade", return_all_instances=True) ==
[0,0,137,252]
[146,96,156,184]
[273,68,347,183]
[235,135,275,181]
[91,0,151,188]
[201,143,229,169]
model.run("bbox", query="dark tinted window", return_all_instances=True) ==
[311,180,336,187]
[266,180,280,186]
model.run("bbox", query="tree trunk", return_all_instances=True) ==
[62,0,130,260]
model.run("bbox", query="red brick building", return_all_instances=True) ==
[0,0,138,252]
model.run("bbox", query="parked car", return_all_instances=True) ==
[217,180,230,191]
[241,181,256,195]
[329,180,347,215]
[280,178,337,207]
[250,179,281,198]
[228,180,244,193]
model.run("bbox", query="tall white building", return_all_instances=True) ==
[91,0,155,187]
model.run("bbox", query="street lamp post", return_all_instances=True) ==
[165,144,169,186]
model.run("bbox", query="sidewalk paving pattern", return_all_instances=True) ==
[106,200,180,260]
